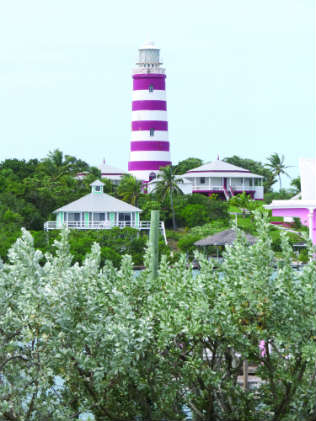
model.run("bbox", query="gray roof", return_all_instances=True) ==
[99,162,127,175]
[194,229,257,246]
[184,160,263,179]
[54,192,142,214]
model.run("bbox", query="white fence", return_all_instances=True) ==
[44,220,168,243]
[192,185,264,199]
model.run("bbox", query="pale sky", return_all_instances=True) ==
[0,0,314,186]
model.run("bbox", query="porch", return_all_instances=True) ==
[192,184,264,200]
[44,220,168,244]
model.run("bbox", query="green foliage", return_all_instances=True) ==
[292,217,302,229]
[190,219,229,237]
[291,176,301,194]
[117,174,142,206]
[153,165,183,230]
[137,196,162,220]
[180,204,209,227]
[298,248,309,263]
[177,233,201,253]
[161,194,229,229]
[0,152,98,233]
[264,189,295,204]
[174,157,203,174]
[0,215,315,420]
[229,192,262,215]
[265,153,291,192]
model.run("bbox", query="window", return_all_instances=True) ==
[93,213,105,222]
[95,186,101,192]
[150,128,155,136]
[67,213,80,222]
[149,172,156,181]
[200,177,206,184]
[149,85,154,92]
[119,213,131,222]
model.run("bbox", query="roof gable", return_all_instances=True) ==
[187,160,251,173]
[99,162,127,175]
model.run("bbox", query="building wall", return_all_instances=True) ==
[272,207,316,244]
[299,158,316,200]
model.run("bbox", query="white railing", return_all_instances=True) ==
[192,185,262,192]
[44,220,163,231]
[192,185,223,191]
[44,220,168,244]
[133,67,165,74]
[230,185,256,191]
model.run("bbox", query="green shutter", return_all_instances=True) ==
[109,212,115,226]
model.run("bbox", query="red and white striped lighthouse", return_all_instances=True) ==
[128,42,171,181]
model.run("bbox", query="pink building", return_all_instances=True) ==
[265,158,316,244]
[128,42,171,181]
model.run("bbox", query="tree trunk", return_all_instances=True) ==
[170,188,177,230]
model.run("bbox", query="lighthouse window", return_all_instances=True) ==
[150,128,155,136]
[149,85,154,92]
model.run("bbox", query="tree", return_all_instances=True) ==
[117,175,142,206]
[224,155,276,193]
[40,149,90,180]
[265,153,291,191]
[230,192,261,217]
[291,176,301,194]
[154,165,183,230]
[174,157,203,174]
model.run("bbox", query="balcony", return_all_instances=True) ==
[192,185,264,199]
[44,220,166,231]
[43,220,168,243]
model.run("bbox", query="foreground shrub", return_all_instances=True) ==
[0,213,315,421]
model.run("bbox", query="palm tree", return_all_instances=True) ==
[117,175,142,206]
[265,153,291,191]
[42,149,89,180]
[153,166,183,230]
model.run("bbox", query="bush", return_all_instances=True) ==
[298,248,309,263]
[100,246,122,267]
[1,214,315,420]
[180,204,209,227]
[178,233,200,254]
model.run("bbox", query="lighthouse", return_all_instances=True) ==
[128,42,172,181]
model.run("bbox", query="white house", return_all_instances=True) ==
[182,160,264,200]
[76,160,127,184]
[99,160,127,185]
[44,180,142,230]
[147,160,264,200]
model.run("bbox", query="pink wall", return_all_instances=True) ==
[272,208,316,244]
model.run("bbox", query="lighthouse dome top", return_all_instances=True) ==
[140,41,159,50]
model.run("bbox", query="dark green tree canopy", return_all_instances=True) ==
[174,157,203,174]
